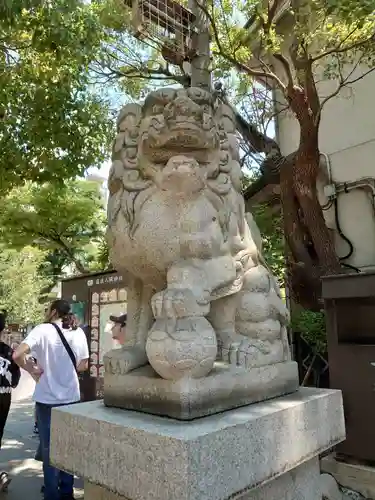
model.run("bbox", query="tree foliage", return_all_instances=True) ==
[1,0,373,310]
[0,245,50,324]
[291,308,327,354]
[0,179,107,276]
[91,0,190,94]
[189,0,374,308]
[0,0,113,193]
[252,203,285,286]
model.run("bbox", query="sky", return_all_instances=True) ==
[83,9,275,182]
[88,160,111,180]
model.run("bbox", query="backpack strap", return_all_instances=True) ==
[51,323,77,372]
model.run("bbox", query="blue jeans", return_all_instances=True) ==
[36,402,75,500]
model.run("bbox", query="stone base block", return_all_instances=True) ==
[85,482,123,500]
[51,388,345,500]
[85,457,321,499]
[103,361,299,420]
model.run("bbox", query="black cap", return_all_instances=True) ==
[109,313,127,326]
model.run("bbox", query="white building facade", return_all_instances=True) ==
[276,70,375,271]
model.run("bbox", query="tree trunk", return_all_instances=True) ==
[70,256,87,275]
[279,104,341,308]
[52,237,88,275]
[280,154,322,310]
[293,150,340,268]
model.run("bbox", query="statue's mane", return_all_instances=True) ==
[107,98,244,239]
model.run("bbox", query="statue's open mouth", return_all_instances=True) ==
[162,134,208,150]
[146,127,214,150]
[142,142,214,165]
[141,118,219,164]
[168,121,203,132]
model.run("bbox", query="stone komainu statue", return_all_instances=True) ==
[105,87,290,382]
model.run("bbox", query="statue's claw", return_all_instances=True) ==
[220,337,271,369]
[151,288,209,320]
[104,345,148,375]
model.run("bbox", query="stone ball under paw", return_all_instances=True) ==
[146,316,217,380]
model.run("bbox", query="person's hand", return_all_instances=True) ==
[30,365,44,383]
[25,359,43,382]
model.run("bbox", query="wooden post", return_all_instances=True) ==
[188,0,211,90]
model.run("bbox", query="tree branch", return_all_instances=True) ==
[318,58,375,116]
[193,0,286,90]
[304,59,320,120]
[266,0,282,28]
[273,53,294,88]
[213,50,286,90]
[226,99,280,155]
[312,32,375,63]
[50,235,87,274]
[90,62,188,86]
[344,66,375,86]
[264,103,290,133]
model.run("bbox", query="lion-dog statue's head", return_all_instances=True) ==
[107,87,245,271]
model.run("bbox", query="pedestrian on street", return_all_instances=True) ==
[13,299,89,500]
[37,312,83,495]
[0,310,21,491]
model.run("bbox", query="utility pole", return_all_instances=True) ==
[128,0,211,90]
[188,0,211,90]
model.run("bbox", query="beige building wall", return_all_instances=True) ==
[276,70,375,270]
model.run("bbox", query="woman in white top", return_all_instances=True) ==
[13,299,89,500]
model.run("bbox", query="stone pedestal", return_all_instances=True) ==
[84,458,320,500]
[104,361,299,420]
[50,388,345,500]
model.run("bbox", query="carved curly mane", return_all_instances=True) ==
[107,92,245,241]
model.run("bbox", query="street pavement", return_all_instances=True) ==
[1,369,84,498]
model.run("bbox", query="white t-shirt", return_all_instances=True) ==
[23,321,89,405]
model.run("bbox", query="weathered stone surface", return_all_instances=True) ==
[85,482,124,500]
[104,86,291,393]
[320,473,343,500]
[239,458,321,500]
[51,388,345,500]
[85,458,321,500]
[104,361,299,420]
[321,455,375,499]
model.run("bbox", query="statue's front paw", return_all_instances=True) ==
[151,288,209,320]
[221,338,271,368]
[104,345,148,375]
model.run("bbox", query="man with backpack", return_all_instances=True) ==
[13,299,89,500]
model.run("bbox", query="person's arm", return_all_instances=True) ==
[77,359,88,372]
[74,328,89,373]
[13,342,31,368]
[13,327,44,382]
[9,346,21,388]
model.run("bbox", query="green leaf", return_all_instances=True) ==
[0,0,113,193]
[0,245,51,324]
[0,179,107,277]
